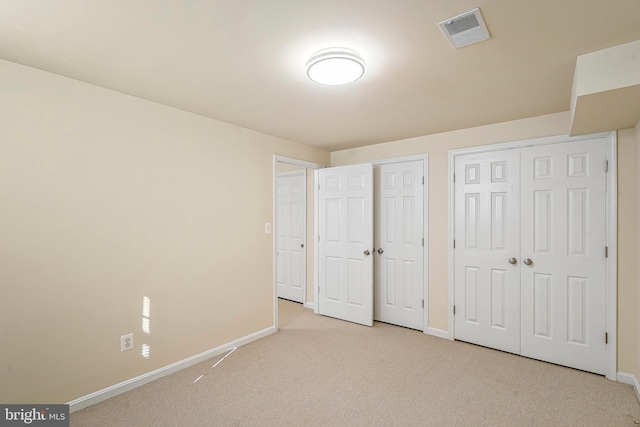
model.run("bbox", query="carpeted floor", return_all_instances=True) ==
[71,299,640,426]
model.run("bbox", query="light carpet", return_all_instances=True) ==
[71,299,640,426]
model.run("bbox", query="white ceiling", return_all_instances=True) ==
[1,1,639,151]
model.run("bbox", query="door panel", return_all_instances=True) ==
[374,161,424,330]
[520,139,606,374]
[454,150,521,354]
[318,164,373,326]
[453,136,608,375]
[276,171,305,303]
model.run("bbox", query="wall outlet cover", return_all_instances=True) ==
[121,333,134,352]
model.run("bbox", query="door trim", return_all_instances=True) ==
[272,155,323,332]
[447,131,617,380]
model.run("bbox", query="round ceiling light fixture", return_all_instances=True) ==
[306,47,365,86]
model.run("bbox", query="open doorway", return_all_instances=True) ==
[276,167,306,304]
[273,156,323,330]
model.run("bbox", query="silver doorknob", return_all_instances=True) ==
[508,257,517,265]
[300,243,304,248]
[523,258,533,266]
[377,248,384,254]
[364,250,371,256]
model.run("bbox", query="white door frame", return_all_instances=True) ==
[273,155,323,332]
[447,131,617,380]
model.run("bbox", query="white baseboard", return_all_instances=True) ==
[67,326,276,413]
[617,372,640,402]
[304,302,315,310]
[425,327,450,340]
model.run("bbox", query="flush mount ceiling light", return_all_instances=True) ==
[306,47,365,86]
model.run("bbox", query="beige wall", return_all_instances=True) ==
[570,40,640,136]
[0,59,329,404]
[573,40,640,97]
[2,54,638,407]
[331,112,638,374]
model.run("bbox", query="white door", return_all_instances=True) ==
[453,137,608,375]
[276,170,305,303]
[374,161,424,330]
[520,139,607,374]
[454,150,522,354]
[318,163,374,326]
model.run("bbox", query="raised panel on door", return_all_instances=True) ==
[276,171,305,303]
[374,161,424,330]
[520,138,607,374]
[454,150,521,354]
[318,163,373,326]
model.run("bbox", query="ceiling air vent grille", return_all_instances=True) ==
[439,8,490,49]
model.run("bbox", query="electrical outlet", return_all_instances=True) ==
[264,222,272,234]
[121,333,134,352]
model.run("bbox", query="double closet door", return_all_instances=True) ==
[317,160,424,330]
[454,137,607,375]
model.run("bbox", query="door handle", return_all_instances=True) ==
[364,250,371,256]
[300,244,304,248]
[523,258,533,266]
[508,257,517,265]
[377,248,384,254]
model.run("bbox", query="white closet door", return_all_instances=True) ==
[374,161,424,330]
[318,164,374,326]
[520,139,607,374]
[454,150,521,354]
[276,171,306,303]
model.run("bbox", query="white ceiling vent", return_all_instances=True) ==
[439,8,490,49]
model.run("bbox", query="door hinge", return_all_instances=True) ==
[605,161,609,172]
[453,305,456,315]
[422,176,425,185]
[422,238,424,247]
[605,246,608,258]
[605,332,608,344]
[453,173,456,183]
[422,300,424,308]
[318,235,320,242]
[453,240,456,249]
